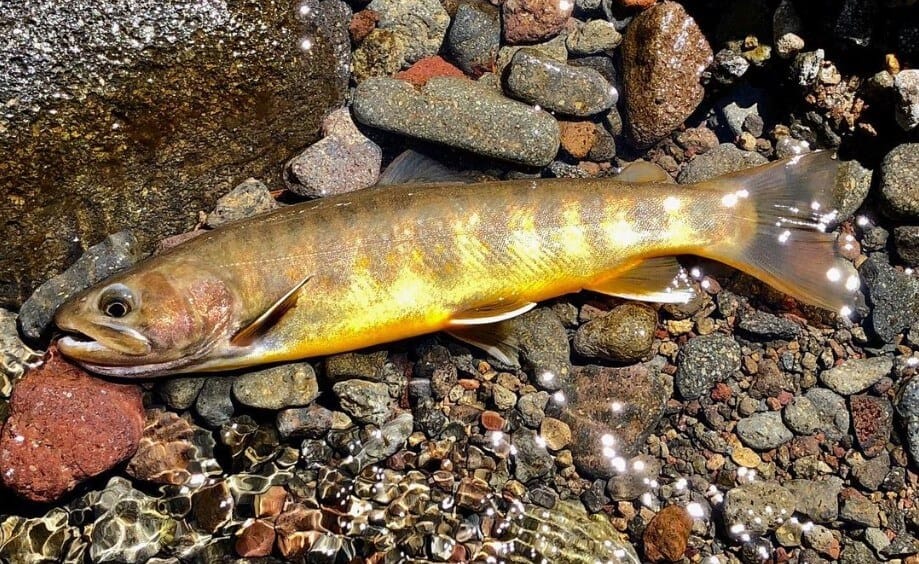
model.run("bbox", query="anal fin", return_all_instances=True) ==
[231,275,313,347]
[446,323,520,367]
[449,300,537,325]
[586,257,696,304]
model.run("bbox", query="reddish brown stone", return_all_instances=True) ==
[502,0,572,43]
[710,382,732,401]
[236,519,276,558]
[256,485,289,518]
[850,394,893,458]
[643,505,692,562]
[126,409,202,485]
[349,9,379,44]
[0,350,143,502]
[395,56,467,88]
[559,121,598,159]
[618,0,656,9]
[481,410,506,431]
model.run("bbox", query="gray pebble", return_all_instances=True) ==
[839,540,877,564]
[513,428,553,482]
[495,35,567,75]
[859,253,919,343]
[894,68,919,131]
[722,481,796,535]
[717,87,766,138]
[286,108,382,198]
[353,77,560,166]
[505,308,570,391]
[783,388,849,439]
[793,49,824,87]
[157,377,206,411]
[205,178,277,228]
[332,379,393,425]
[325,350,389,382]
[195,376,236,428]
[605,454,660,501]
[736,411,793,450]
[676,143,768,185]
[774,135,811,159]
[819,356,892,395]
[232,362,318,410]
[20,231,142,340]
[572,303,656,363]
[445,1,500,76]
[516,391,549,427]
[894,226,919,266]
[492,383,517,411]
[840,495,881,528]
[896,376,919,470]
[675,334,742,400]
[851,449,891,490]
[277,404,334,439]
[415,343,457,400]
[352,412,414,471]
[880,143,919,219]
[565,20,622,56]
[712,49,750,84]
[738,310,801,340]
[834,159,873,220]
[505,50,617,117]
[785,477,842,523]
[773,0,804,59]
[365,0,449,65]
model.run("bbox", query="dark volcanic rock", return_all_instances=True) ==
[676,334,742,400]
[0,351,144,502]
[859,253,919,343]
[0,0,349,308]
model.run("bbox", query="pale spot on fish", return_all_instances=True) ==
[662,196,682,213]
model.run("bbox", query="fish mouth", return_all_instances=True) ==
[56,320,153,360]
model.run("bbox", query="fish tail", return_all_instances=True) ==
[699,151,859,314]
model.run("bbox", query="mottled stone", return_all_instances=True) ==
[820,356,893,395]
[156,377,205,410]
[232,362,319,410]
[566,20,622,55]
[126,408,219,485]
[505,50,617,117]
[677,143,768,184]
[277,404,334,440]
[364,0,449,66]
[835,159,873,220]
[620,1,713,147]
[895,226,919,266]
[446,1,501,76]
[572,303,656,362]
[894,68,919,130]
[0,310,42,397]
[325,350,389,382]
[675,334,742,400]
[235,519,276,558]
[722,481,796,536]
[0,353,143,502]
[502,0,572,43]
[353,76,560,166]
[737,310,801,340]
[736,411,793,450]
[785,477,842,523]
[205,178,277,228]
[859,253,919,342]
[513,427,554,482]
[504,308,571,390]
[850,394,893,458]
[195,376,236,429]
[880,143,919,219]
[332,379,393,425]
[897,377,919,469]
[783,388,849,439]
[643,505,692,562]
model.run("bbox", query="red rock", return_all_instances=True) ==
[850,394,893,458]
[559,121,598,159]
[349,10,379,44]
[710,382,732,401]
[502,0,572,44]
[256,485,289,518]
[395,56,466,88]
[643,504,692,562]
[481,410,506,431]
[0,350,143,502]
[236,519,276,558]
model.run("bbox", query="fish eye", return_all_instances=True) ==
[98,285,135,318]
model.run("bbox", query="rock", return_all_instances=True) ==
[736,411,794,450]
[195,376,236,429]
[502,0,572,44]
[803,524,841,560]
[851,449,891,490]
[675,334,742,400]
[277,404,334,440]
[126,408,219,485]
[353,76,560,166]
[505,50,617,117]
[620,1,713,147]
[835,159,873,220]
[566,20,622,55]
[349,9,378,43]
[205,178,277,228]
[572,303,656,362]
[517,391,550,427]
[559,363,670,477]
[711,49,750,84]
[539,417,571,450]
[839,492,881,527]
[351,29,409,80]
[859,253,919,342]
[773,0,804,59]
[325,350,389,382]
[445,1,501,76]
[495,35,568,74]
[395,55,466,88]
[285,108,382,198]
[0,310,42,397]
[0,352,143,502]
[894,70,919,130]
[820,356,893,395]
[156,377,206,410]
[850,394,893,458]
[332,379,393,425]
[643,505,692,562]
[18,231,142,340]
[232,362,319,410]
[880,143,919,219]
[559,121,599,159]
[504,308,571,391]
[352,412,414,470]
[897,377,919,469]
[0,0,349,308]
[738,310,801,340]
[606,453,660,500]
[895,226,919,266]
[365,0,449,66]
[722,481,796,536]
[513,427,553,482]
[785,478,842,523]
[676,143,769,184]
[783,388,849,439]
[717,87,766,139]
[235,519,276,558]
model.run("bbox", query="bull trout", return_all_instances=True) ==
[55,151,859,377]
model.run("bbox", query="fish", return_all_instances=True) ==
[54,150,860,378]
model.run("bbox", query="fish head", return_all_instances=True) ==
[55,263,237,377]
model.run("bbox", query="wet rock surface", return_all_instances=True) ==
[505,50,617,117]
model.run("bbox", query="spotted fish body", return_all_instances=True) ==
[55,151,859,377]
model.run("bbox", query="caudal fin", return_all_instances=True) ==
[699,151,860,315]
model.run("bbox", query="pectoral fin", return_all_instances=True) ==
[449,300,537,325]
[446,323,520,367]
[587,257,696,303]
[231,275,313,347]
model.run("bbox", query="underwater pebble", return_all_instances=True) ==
[505,50,617,117]
[859,253,919,343]
[539,417,571,451]
[839,492,881,527]
[717,87,766,139]
[235,519,275,558]
[353,76,560,166]
[445,1,501,76]
[786,477,842,523]
[286,108,382,198]
[722,481,796,536]
[205,178,277,228]
[502,0,571,44]
[675,334,741,400]
[513,427,553,482]
[352,412,413,470]
[566,19,622,55]
[517,390,550,427]
[851,449,891,490]
[850,394,893,458]
[620,1,712,147]
[351,29,408,80]
[157,376,206,410]
[643,505,692,562]
[572,302,656,363]
[365,0,449,66]
[0,353,143,502]
[0,310,41,398]
[894,226,919,266]
[126,408,218,486]
[834,159,873,220]
[894,68,919,131]
[232,362,319,410]
[504,308,571,390]
[333,379,393,425]
[676,143,768,184]
[783,388,849,439]
[325,350,389,382]
[773,0,804,58]
[195,376,236,428]
[277,403,334,439]
[880,143,919,219]
[737,309,801,340]
[736,410,793,450]
[896,377,919,470]
[819,356,892,395]
[88,477,177,563]
[18,230,142,340]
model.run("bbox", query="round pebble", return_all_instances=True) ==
[736,411,793,450]
[505,50,617,117]
[722,481,796,536]
[880,143,919,219]
[572,303,656,362]
[232,362,319,410]
[675,334,742,400]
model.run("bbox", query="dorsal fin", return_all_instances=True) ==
[586,257,696,303]
[378,150,472,185]
[231,275,313,347]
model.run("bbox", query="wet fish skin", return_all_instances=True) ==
[54,151,858,377]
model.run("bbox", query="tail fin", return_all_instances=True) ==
[698,151,860,315]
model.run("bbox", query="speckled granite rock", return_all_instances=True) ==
[205,178,277,228]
